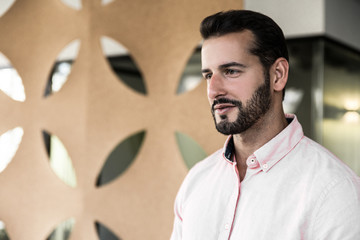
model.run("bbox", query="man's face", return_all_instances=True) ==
[201,31,272,135]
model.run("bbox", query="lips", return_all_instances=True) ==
[213,103,236,114]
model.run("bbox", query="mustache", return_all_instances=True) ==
[211,98,242,112]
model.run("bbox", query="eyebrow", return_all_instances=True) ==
[219,62,247,69]
[201,62,247,73]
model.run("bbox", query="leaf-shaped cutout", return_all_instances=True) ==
[44,39,81,97]
[96,130,146,187]
[0,127,24,173]
[100,36,147,95]
[101,0,115,5]
[175,131,207,169]
[0,52,26,102]
[0,0,15,17]
[176,47,203,95]
[60,0,82,10]
[95,221,121,240]
[42,130,77,188]
[0,220,10,240]
[47,218,75,240]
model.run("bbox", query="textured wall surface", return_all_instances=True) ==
[0,0,241,239]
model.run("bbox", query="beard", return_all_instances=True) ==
[211,72,271,135]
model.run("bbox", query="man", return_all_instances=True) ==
[171,10,360,240]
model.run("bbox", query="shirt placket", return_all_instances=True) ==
[218,162,241,240]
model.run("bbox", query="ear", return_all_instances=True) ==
[271,58,289,93]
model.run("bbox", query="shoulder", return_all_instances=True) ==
[285,135,360,204]
[295,136,358,180]
[175,148,226,201]
[286,137,360,238]
[296,136,360,211]
[182,148,224,187]
[173,148,226,215]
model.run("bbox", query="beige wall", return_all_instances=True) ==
[0,0,241,239]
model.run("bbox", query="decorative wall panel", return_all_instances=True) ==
[0,0,241,239]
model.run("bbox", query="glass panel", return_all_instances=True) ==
[96,131,146,187]
[176,48,203,94]
[60,0,82,10]
[286,38,320,139]
[47,218,75,240]
[95,221,121,240]
[43,131,77,188]
[175,132,207,169]
[0,0,15,17]
[100,36,147,95]
[322,40,360,175]
[45,40,81,97]
[0,220,10,240]
[0,52,26,102]
[0,127,23,173]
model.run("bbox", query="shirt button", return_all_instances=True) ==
[247,157,259,168]
[225,224,230,230]
[263,164,268,169]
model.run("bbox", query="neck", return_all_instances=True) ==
[233,111,288,180]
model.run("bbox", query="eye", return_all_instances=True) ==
[203,73,212,80]
[225,69,239,75]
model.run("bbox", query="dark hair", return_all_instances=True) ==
[200,10,289,72]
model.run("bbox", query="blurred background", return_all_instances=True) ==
[0,0,359,239]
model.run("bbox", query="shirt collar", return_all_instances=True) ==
[222,114,304,171]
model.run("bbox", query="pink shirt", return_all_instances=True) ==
[171,114,360,240]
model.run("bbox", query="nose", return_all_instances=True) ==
[207,73,226,100]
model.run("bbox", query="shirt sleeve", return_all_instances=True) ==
[310,176,360,240]
[170,185,185,240]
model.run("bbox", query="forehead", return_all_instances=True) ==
[201,31,256,67]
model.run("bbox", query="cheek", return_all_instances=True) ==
[231,81,256,101]
[235,72,265,98]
